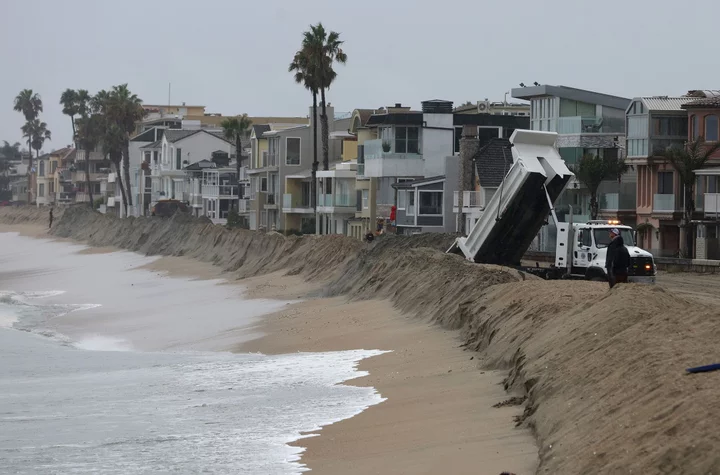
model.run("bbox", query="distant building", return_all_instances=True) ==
[454,99,530,117]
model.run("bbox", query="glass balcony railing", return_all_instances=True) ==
[653,194,676,212]
[704,193,720,216]
[600,192,635,211]
[556,116,624,135]
[317,193,354,207]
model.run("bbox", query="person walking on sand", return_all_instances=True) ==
[48,207,53,229]
[605,228,629,288]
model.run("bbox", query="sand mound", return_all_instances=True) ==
[462,280,720,474]
[4,206,720,474]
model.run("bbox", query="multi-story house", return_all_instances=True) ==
[510,85,630,251]
[681,93,720,259]
[248,106,350,232]
[511,84,631,222]
[148,129,234,208]
[35,147,75,207]
[625,95,698,255]
[354,100,528,236]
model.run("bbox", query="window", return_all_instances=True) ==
[394,127,420,154]
[407,191,415,216]
[51,161,57,173]
[260,177,268,192]
[705,115,719,141]
[397,190,406,209]
[162,143,167,163]
[691,115,699,139]
[39,184,44,197]
[301,182,311,207]
[144,151,151,163]
[454,127,463,153]
[658,171,673,194]
[153,151,159,163]
[286,137,301,165]
[362,189,369,209]
[581,228,592,247]
[419,191,443,215]
[251,141,257,167]
[708,176,718,194]
[39,161,45,177]
[176,148,182,170]
[594,228,634,248]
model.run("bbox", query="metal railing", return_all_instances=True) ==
[263,152,279,168]
[453,191,484,209]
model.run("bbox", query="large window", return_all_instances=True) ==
[39,161,45,177]
[419,191,443,215]
[705,115,719,141]
[176,148,182,170]
[651,117,687,137]
[395,127,420,154]
[658,171,673,194]
[286,137,301,165]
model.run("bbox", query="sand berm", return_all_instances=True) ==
[3,206,720,474]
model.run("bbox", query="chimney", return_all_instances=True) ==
[457,125,480,234]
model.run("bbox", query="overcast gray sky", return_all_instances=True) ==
[2,0,719,149]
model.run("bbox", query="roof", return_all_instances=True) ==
[163,129,233,145]
[184,159,216,171]
[366,112,423,127]
[511,85,631,110]
[454,114,530,128]
[682,96,720,109]
[141,139,162,149]
[392,175,445,189]
[634,97,698,112]
[252,124,271,138]
[474,138,513,188]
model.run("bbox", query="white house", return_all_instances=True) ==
[150,129,234,207]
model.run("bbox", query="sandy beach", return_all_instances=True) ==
[0,219,538,474]
[5,206,720,474]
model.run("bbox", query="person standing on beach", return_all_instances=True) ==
[48,207,53,229]
[605,228,629,288]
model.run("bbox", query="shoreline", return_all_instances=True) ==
[0,222,538,474]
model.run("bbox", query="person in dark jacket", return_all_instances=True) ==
[605,228,630,288]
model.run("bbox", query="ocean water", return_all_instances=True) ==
[0,233,386,474]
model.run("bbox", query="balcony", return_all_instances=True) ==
[237,166,250,183]
[282,193,313,213]
[453,191,485,212]
[653,194,676,213]
[76,150,105,162]
[317,192,356,212]
[704,193,720,217]
[74,170,108,183]
[202,184,238,199]
[362,139,423,178]
[262,152,279,169]
[264,192,279,208]
[238,198,250,212]
[600,192,636,212]
[58,170,73,182]
[57,191,76,203]
[556,116,624,135]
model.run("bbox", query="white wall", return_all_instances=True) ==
[166,132,233,170]
[422,113,454,177]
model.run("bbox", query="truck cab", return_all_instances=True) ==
[555,220,656,284]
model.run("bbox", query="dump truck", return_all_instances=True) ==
[448,129,656,283]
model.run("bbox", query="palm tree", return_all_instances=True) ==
[13,89,43,202]
[221,114,253,210]
[289,49,320,211]
[102,121,128,211]
[106,84,145,215]
[300,23,347,171]
[60,89,80,145]
[661,137,720,257]
[76,114,104,207]
[573,153,629,220]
